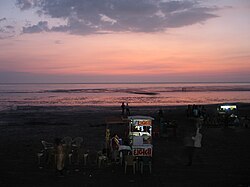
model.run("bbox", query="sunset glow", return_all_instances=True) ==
[0,0,249,83]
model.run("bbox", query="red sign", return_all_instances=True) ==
[138,120,152,126]
[133,147,152,156]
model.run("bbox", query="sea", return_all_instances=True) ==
[0,82,250,110]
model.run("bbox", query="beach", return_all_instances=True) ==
[0,104,250,187]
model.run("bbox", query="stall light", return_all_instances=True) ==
[220,105,237,110]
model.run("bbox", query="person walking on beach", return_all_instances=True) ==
[184,127,202,166]
[183,131,195,166]
[158,108,164,124]
[121,102,125,115]
[125,103,130,116]
[192,128,202,160]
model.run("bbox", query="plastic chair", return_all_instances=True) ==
[124,155,136,174]
[72,137,83,148]
[41,140,54,164]
[37,151,44,165]
[96,151,107,168]
[119,150,131,165]
[71,137,83,164]
[62,136,72,146]
[83,153,89,166]
[62,136,73,164]
[41,140,53,150]
[140,156,152,174]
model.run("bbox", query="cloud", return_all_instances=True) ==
[15,0,38,10]
[0,18,16,39]
[5,25,15,29]
[17,0,219,35]
[0,17,7,22]
[54,40,62,44]
[23,21,49,33]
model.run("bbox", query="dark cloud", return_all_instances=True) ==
[17,0,219,35]
[166,10,218,28]
[0,17,7,22]
[23,21,49,33]
[159,1,195,13]
[5,25,15,29]
[15,0,39,10]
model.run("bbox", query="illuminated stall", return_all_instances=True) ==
[217,104,237,115]
[217,104,240,126]
[128,116,154,157]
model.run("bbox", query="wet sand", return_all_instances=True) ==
[0,104,250,187]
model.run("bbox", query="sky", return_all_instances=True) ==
[0,0,250,83]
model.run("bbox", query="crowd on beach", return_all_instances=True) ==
[186,104,207,119]
[35,102,250,178]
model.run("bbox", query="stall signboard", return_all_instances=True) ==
[138,120,152,126]
[132,145,152,156]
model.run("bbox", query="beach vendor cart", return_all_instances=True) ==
[104,115,154,173]
[127,116,154,157]
[217,104,237,115]
[217,104,239,126]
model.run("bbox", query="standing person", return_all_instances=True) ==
[183,130,195,166]
[125,103,130,116]
[184,127,202,166]
[110,134,120,162]
[121,102,125,116]
[193,105,198,118]
[192,128,202,162]
[54,138,65,176]
[196,117,203,129]
[158,108,164,124]
[158,108,164,137]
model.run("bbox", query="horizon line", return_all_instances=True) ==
[0,81,250,84]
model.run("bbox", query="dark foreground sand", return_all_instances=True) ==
[0,104,250,187]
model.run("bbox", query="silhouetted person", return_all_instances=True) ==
[158,108,164,123]
[184,131,195,166]
[192,128,202,163]
[121,102,125,115]
[125,103,130,116]
[184,126,202,166]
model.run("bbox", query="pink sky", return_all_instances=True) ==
[0,0,249,83]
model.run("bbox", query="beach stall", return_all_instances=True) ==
[217,104,239,126]
[128,116,154,157]
[217,104,237,115]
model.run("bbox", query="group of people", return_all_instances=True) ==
[121,102,130,116]
[187,104,207,119]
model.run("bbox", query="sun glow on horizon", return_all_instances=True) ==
[0,0,250,82]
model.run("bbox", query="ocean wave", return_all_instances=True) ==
[46,88,110,93]
[1,84,250,95]
[173,86,250,92]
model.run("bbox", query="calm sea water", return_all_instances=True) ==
[0,83,250,110]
